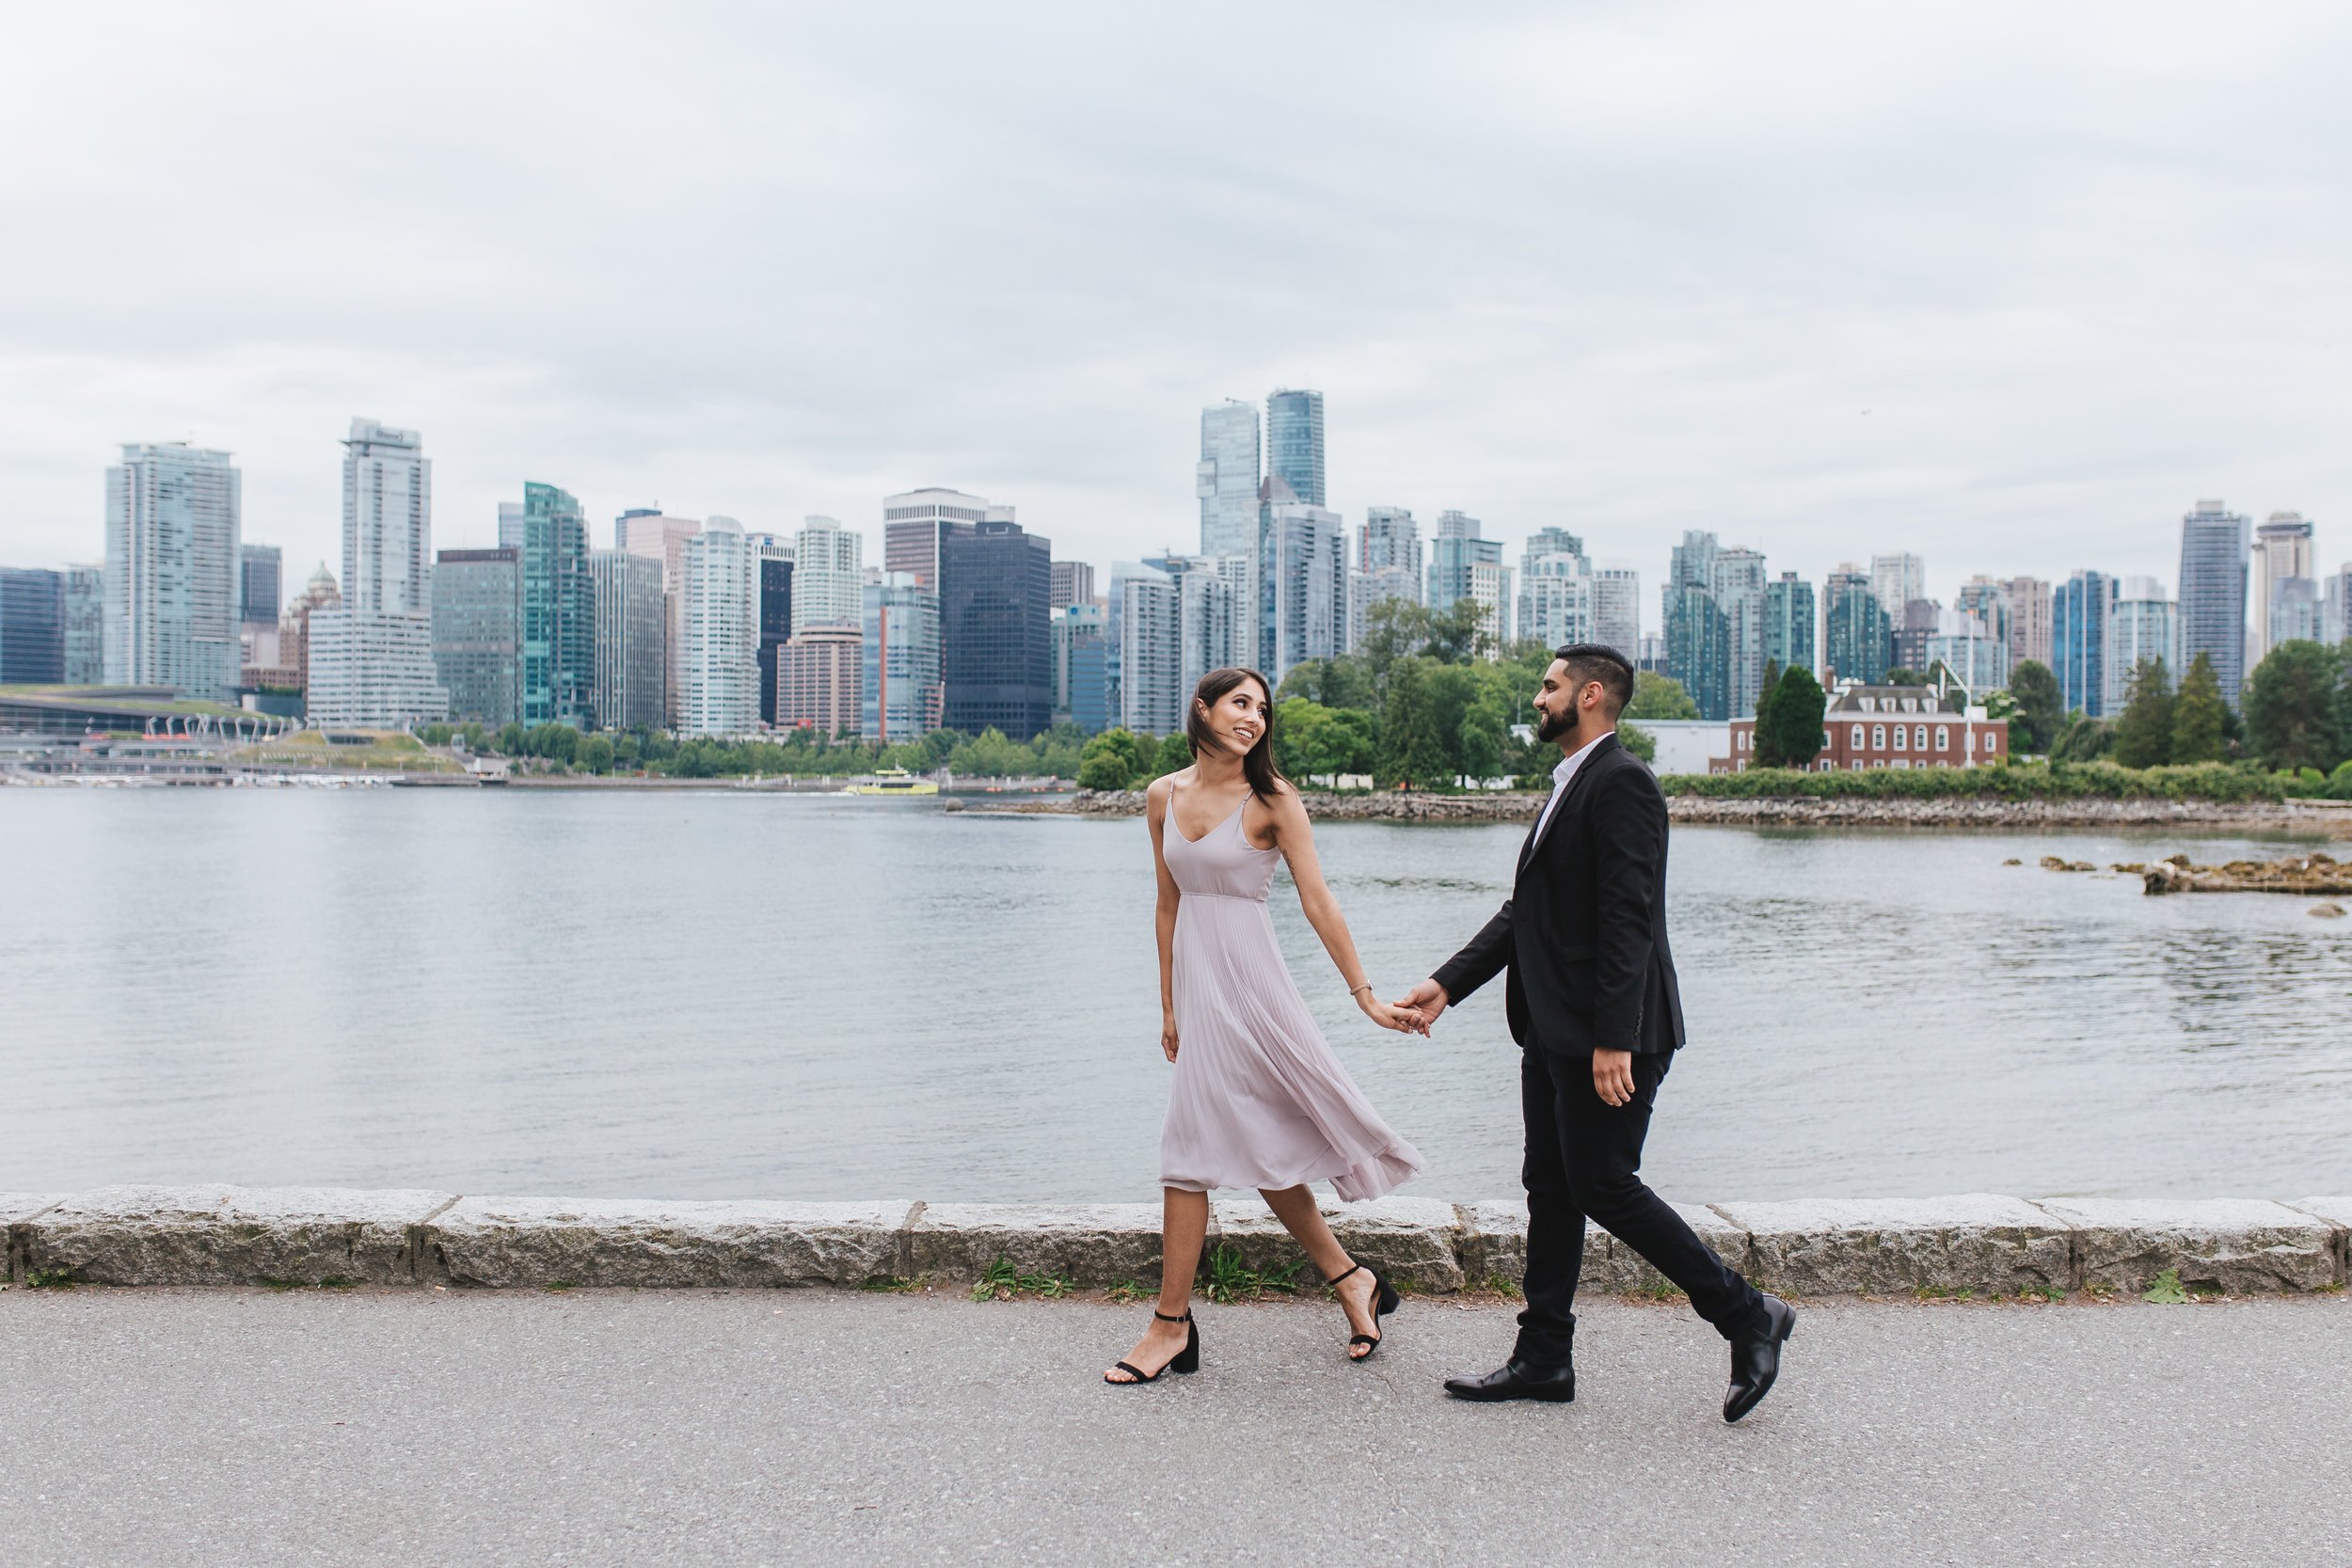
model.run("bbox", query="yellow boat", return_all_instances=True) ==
[845,766,939,796]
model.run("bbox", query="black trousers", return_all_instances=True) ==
[1514,1046,1765,1368]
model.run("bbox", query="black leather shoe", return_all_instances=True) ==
[1723,1295,1796,1423]
[1443,1358,1576,1403]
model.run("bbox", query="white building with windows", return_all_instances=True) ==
[789,515,864,635]
[103,441,242,702]
[307,420,447,725]
[681,518,756,736]
[1264,502,1349,684]
[1197,401,1261,560]
[2104,575,2178,709]
[1593,566,1641,660]
[1119,565,1183,736]
[1520,557,1597,650]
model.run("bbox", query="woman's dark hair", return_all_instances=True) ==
[1186,666,1288,800]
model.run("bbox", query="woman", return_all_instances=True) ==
[1104,667,1428,1386]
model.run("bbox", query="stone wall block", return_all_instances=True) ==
[422,1197,911,1289]
[1609,1203,1751,1295]
[4,1193,72,1285]
[2287,1199,2352,1286]
[24,1186,454,1287]
[1208,1197,1465,1291]
[2033,1198,2340,1295]
[1709,1196,2070,1296]
[907,1204,1165,1288]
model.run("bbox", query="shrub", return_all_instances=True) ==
[1658,760,2284,804]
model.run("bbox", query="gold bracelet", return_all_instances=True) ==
[1350,983,1374,998]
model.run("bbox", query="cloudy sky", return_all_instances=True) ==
[5,0,2349,618]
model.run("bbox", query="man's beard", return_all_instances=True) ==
[1535,707,1574,744]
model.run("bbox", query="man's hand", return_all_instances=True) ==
[1593,1048,1636,1107]
[1391,978,1449,1035]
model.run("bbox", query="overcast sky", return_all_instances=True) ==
[6,1,2349,621]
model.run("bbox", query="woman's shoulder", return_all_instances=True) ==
[1146,768,1194,802]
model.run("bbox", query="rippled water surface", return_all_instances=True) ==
[3,790,2347,1201]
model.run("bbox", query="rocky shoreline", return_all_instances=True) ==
[1020,789,2352,834]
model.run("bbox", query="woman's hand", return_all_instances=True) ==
[1357,991,1427,1036]
[1161,1014,1181,1062]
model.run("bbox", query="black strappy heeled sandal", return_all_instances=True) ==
[1104,1309,1201,1385]
[1327,1260,1400,1362]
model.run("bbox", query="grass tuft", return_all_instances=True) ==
[1201,1243,1304,1304]
[970,1255,1074,1302]
[859,1275,922,1293]
[25,1268,77,1290]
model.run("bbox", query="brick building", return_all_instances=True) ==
[1713,682,2009,772]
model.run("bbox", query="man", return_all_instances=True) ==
[1396,643,1794,1421]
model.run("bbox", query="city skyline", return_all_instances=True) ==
[6,7,2352,613]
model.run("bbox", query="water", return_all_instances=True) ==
[3,790,2347,1203]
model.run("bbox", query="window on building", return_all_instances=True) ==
[1851,724,1866,746]
[1872,724,1884,749]
[1936,726,1949,751]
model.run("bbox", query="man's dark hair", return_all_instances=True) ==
[1554,642,1635,721]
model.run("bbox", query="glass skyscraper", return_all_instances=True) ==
[2052,570,2115,717]
[591,547,665,733]
[2105,576,2178,713]
[0,568,66,684]
[509,482,594,726]
[2176,499,2249,708]
[941,517,1054,739]
[432,547,522,727]
[1265,388,1325,509]
[1197,402,1262,559]
[1821,568,1890,686]
[864,572,943,742]
[103,441,242,702]
[1665,581,1730,721]
[1762,572,1816,680]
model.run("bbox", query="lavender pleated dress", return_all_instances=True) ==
[1158,794,1424,1201]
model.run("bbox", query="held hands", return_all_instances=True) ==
[1356,987,1427,1036]
[1389,977,1449,1037]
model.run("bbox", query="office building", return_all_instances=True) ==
[1265,388,1325,508]
[1049,560,1095,611]
[103,441,241,702]
[752,539,793,727]
[884,488,1008,594]
[591,547,665,733]
[239,544,281,668]
[1198,401,1262,559]
[1119,565,1182,735]
[1664,581,1731,721]
[678,519,755,737]
[940,517,1053,739]
[304,607,446,726]
[432,547,522,727]
[1955,578,2011,655]
[1870,553,1925,619]
[280,562,342,698]
[2324,563,2352,646]
[1892,598,1941,674]
[1711,546,1769,717]
[1520,564,1596,652]
[310,420,443,726]
[618,509,701,726]
[1359,506,1422,614]
[2006,577,2053,672]
[1263,502,1349,684]
[775,626,862,736]
[2053,570,2115,718]
[1822,567,1890,686]
[1052,601,1110,733]
[863,572,943,742]
[505,483,594,727]
[2105,576,2177,711]
[64,563,103,684]
[1593,567,1641,660]
[790,515,864,635]
[1427,510,1510,652]
[1925,607,2010,695]
[2268,577,2322,647]
[2250,511,2315,657]
[1158,554,1250,698]
[1762,573,1815,679]
[2177,499,2250,707]
[0,568,65,684]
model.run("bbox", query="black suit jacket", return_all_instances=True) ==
[1432,732,1687,1056]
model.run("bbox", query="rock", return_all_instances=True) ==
[907,1203,1164,1287]
[1600,1202,1751,1295]
[1209,1196,1465,1292]
[2040,856,2096,872]
[3,1193,72,1284]
[2312,902,2346,918]
[2002,857,2023,865]
[1454,1198,1608,1291]
[2142,853,2352,895]
[2287,1198,2352,1284]
[24,1185,456,1287]
[1709,1196,2071,1297]
[2031,1198,2339,1295]
[422,1196,912,1289]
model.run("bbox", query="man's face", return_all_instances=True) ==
[1534,659,1581,743]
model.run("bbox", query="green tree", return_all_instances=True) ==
[576,735,615,774]
[496,721,525,755]
[1376,657,1452,787]
[2242,640,2346,772]
[1278,657,1376,712]
[2005,660,2063,754]
[1152,731,1196,778]
[2049,715,2112,762]
[2109,658,2175,769]
[1624,671,1700,721]
[2170,652,2228,764]
[1076,728,1143,791]
[949,726,1028,777]
[1883,667,1929,688]
[1618,721,1657,764]
[1754,665,1828,768]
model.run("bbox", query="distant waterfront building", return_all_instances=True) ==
[776,626,862,736]
[1263,502,1349,684]
[884,487,1008,594]
[590,547,665,733]
[0,568,65,683]
[790,515,864,635]
[2006,577,2054,673]
[618,509,701,727]
[1051,601,1110,733]
[941,517,1054,739]
[2268,577,2323,647]
[1198,401,1263,559]
[1152,553,1251,698]
[1264,388,1325,509]
[1869,554,1925,619]
[753,540,794,727]
[1593,567,1641,661]
[1427,510,1510,653]
[2177,499,2250,708]
[2250,511,2315,657]
[1924,607,2010,694]
[310,420,444,727]
[1519,558,1596,652]
[1665,581,1730,721]
[104,441,242,702]
[503,483,595,727]
[1119,565,1182,736]
[1635,631,1668,673]
[1821,567,1890,687]
[2104,576,2178,711]
[1762,573,1815,681]
[1891,598,1941,675]
[1955,578,2011,655]
[1359,506,1423,615]
[1049,560,1095,611]
[863,572,943,743]
[1719,683,2007,773]
[2324,563,2352,646]
[239,544,282,669]
[281,562,342,699]
[1711,546,1769,718]
[64,563,103,684]
[432,547,522,727]
[679,519,756,738]
[2052,570,2115,718]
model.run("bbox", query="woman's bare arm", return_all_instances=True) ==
[1146,774,1184,1058]
[1262,785,1422,1033]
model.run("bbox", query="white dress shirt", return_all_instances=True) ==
[1532,731,1611,847]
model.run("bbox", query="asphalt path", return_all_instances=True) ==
[3,1286,2347,1566]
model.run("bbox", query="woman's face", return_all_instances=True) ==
[1198,678,1269,758]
